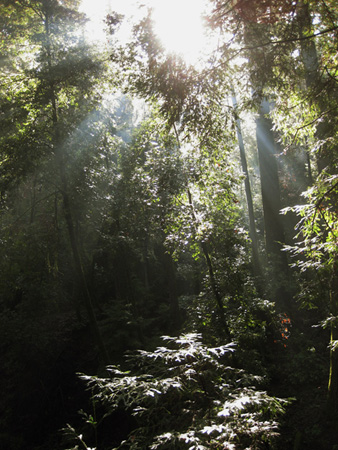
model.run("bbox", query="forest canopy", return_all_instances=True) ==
[1,0,338,449]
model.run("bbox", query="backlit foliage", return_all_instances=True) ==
[70,334,288,450]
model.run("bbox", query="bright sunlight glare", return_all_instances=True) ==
[80,0,215,65]
[151,0,208,63]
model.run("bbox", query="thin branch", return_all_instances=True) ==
[242,26,338,51]
[283,107,338,152]
[173,122,181,146]
[325,66,338,84]
[212,2,241,21]
[315,179,338,211]
[1,190,59,230]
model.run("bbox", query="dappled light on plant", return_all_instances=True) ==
[68,334,288,449]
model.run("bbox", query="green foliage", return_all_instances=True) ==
[71,334,288,450]
[283,174,338,275]
[282,171,338,407]
[0,0,103,194]
[2,0,338,446]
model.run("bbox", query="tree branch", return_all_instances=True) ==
[242,26,338,51]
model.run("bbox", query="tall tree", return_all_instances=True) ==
[255,100,287,270]
[0,0,111,364]
[217,0,338,409]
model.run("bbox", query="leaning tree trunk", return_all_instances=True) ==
[187,190,231,340]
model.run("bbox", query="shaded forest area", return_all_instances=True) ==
[1,0,338,448]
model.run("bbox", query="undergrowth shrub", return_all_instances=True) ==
[65,333,288,450]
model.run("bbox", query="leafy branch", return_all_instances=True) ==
[72,334,288,450]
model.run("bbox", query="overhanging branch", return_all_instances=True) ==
[242,26,338,51]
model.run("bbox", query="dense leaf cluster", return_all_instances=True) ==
[68,334,287,450]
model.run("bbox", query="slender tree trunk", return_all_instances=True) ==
[174,124,231,337]
[29,176,37,224]
[201,241,231,339]
[143,234,150,292]
[187,190,231,339]
[231,94,262,281]
[44,11,110,365]
[61,186,110,365]
[162,247,181,330]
